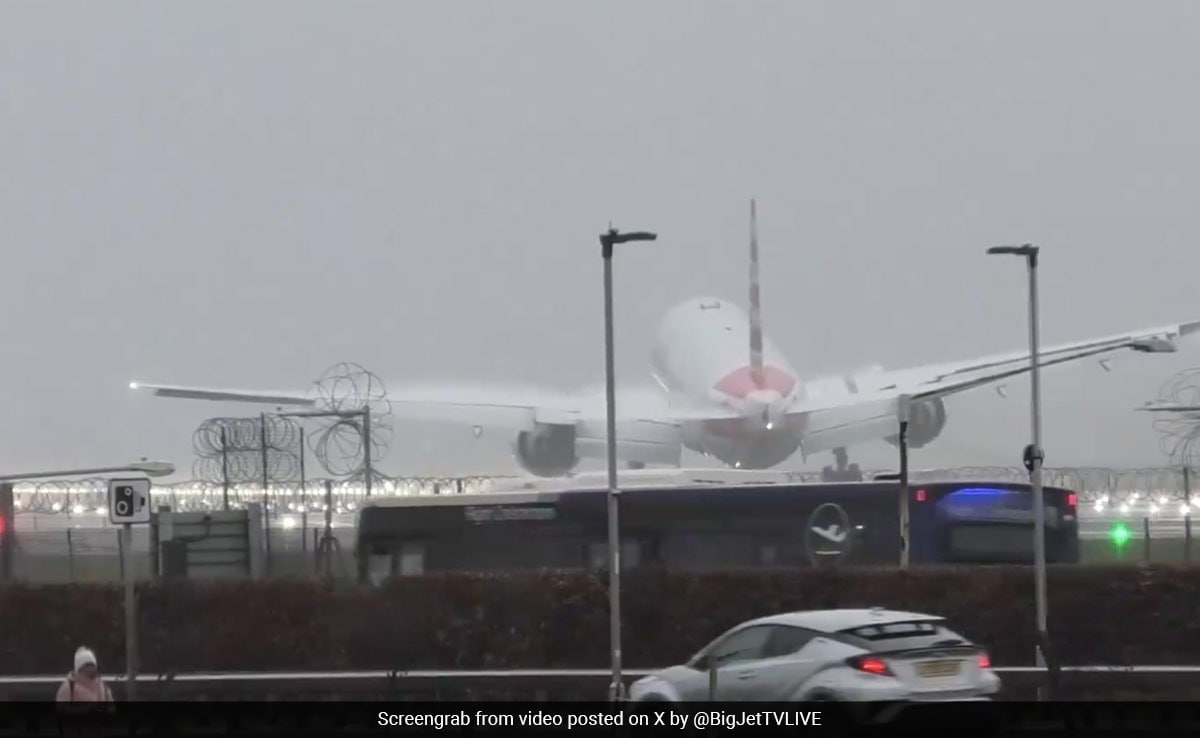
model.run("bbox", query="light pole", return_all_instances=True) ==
[897,395,911,568]
[277,407,373,575]
[987,243,1047,671]
[600,226,657,703]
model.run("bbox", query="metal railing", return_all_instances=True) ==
[7,664,1200,684]
[3,665,1199,701]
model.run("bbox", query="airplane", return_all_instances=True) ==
[129,200,1200,480]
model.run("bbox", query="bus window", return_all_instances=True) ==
[398,543,425,576]
[367,551,394,585]
[760,544,779,566]
[588,541,641,570]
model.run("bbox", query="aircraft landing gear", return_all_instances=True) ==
[822,447,863,482]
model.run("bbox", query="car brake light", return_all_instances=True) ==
[849,655,892,676]
[978,653,991,669]
[1067,493,1077,508]
[915,488,926,502]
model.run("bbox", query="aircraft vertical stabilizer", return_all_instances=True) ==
[748,198,765,388]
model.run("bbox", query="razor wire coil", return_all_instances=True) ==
[1151,368,1200,468]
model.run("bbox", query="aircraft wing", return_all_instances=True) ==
[781,318,1200,453]
[128,379,740,430]
[128,377,741,468]
[861,319,1200,403]
[380,381,742,430]
[127,382,317,407]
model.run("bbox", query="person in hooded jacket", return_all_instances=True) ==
[56,647,113,703]
[55,647,114,738]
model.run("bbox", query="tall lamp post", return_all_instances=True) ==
[986,243,1047,672]
[600,226,657,703]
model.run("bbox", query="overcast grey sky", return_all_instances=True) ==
[3,1,1200,480]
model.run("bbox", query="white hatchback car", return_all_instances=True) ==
[628,608,1000,726]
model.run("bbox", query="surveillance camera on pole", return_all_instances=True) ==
[108,478,152,525]
[107,476,154,702]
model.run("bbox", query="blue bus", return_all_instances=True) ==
[354,474,1079,582]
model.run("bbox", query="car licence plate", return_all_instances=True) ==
[915,659,962,678]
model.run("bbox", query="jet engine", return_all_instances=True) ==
[513,423,579,477]
[885,397,948,449]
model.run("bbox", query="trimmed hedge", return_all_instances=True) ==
[2,565,1197,675]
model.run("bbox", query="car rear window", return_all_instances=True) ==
[836,620,973,653]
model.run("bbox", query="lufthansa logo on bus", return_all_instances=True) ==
[806,502,853,565]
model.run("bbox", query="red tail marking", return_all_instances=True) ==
[715,365,797,399]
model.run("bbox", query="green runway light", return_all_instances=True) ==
[1110,522,1131,548]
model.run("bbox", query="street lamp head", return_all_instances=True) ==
[987,243,1039,257]
[600,228,658,258]
[608,230,658,244]
[602,229,658,245]
[128,460,175,477]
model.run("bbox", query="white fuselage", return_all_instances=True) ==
[650,297,810,468]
